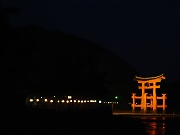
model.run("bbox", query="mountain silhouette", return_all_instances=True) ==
[1,25,140,102]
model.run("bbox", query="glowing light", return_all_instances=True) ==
[41,97,43,98]
[68,96,72,99]
[54,96,56,98]
[81,100,83,103]
[87,100,89,102]
[44,99,48,102]
[70,100,72,102]
[115,96,119,99]
[29,99,33,102]
[57,100,60,103]
[74,100,76,103]
[66,100,69,103]
[78,100,80,103]
[90,100,96,103]
[84,100,86,103]
[99,100,102,103]
[36,99,39,102]
[61,100,65,103]
[50,100,53,103]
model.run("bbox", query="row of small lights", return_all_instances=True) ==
[28,96,118,104]
[29,99,118,104]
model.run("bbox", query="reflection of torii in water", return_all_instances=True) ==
[132,73,167,113]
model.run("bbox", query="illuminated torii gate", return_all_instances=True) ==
[131,74,167,113]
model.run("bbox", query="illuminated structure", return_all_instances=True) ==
[131,74,167,113]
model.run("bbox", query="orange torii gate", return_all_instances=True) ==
[131,74,167,113]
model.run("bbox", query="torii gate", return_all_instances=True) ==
[131,74,167,113]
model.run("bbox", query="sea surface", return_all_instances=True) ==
[1,107,180,135]
[137,116,180,135]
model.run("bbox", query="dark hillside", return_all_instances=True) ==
[1,25,139,104]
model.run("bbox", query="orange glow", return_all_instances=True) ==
[141,117,166,135]
[132,74,167,113]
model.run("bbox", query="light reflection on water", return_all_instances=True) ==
[141,117,166,135]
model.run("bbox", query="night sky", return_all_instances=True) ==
[2,0,180,82]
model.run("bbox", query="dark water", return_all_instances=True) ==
[1,107,180,135]
[137,116,180,135]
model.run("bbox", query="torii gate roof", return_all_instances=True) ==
[134,73,165,81]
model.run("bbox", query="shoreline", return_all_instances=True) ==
[113,112,180,117]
